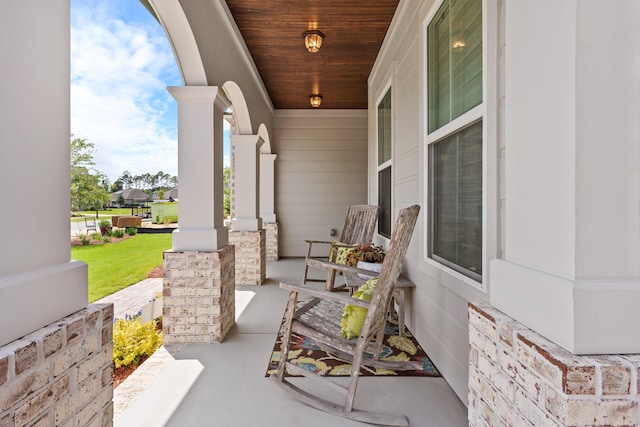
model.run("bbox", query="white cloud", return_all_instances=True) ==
[71,0,181,184]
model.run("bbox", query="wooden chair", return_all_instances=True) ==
[302,204,379,288]
[271,205,420,426]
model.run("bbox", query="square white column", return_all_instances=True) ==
[231,134,263,231]
[260,153,277,223]
[491,0,640,354]
[169,86,231,250]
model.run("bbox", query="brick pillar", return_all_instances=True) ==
[0,304,114,426]
[468,303,640,427]
[264,222,279,261]
[163,247,235,343]
[228,230,266,285]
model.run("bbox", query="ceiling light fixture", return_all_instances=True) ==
[309,94,323,108]
[303,30,325,53]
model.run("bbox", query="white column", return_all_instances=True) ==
[231,135,263,231]
[260,153,277,223]
[169,86,231,250]
[0,1,88,347]
[491,0,640,354]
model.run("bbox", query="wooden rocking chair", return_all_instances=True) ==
[302,204,379,288]
[271,205,420,426]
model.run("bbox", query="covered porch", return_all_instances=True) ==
[114,258,468,426]
[2,0,640,426]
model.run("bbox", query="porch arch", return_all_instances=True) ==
[258,123,272,154]
[222,81,253,135]
[147,0,207,85]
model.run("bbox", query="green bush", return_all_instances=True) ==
[126,227,137,236]
[112,318,162,368]
[75,232,91,246]
[112,229,125,238]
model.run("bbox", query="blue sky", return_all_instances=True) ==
[71,0,231,184]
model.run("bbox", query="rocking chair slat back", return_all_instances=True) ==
[303,204,379,284]
[359,205,420,343]
[339,204,379,245]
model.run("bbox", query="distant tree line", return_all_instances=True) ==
[110,170,178,193]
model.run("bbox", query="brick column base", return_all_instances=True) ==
[468,303,640,427]
[0,304,114,427]
[163,246,235,343]
[229,230,266,285]
[264,222,279,261]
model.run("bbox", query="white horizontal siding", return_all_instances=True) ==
[274,110,369,257]
[367,0,500,405]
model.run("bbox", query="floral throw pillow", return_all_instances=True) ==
[340,278,378,339]
[329,241,356,265]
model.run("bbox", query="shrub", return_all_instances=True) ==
[99,219,111,227]
[112,317,162,368]
[90,232,102,241]
[112,228,125,238]
[126,227,137,236]
[75,232,91,246]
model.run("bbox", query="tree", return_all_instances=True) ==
[223,166,231,218]
[70,136,110,212]
[119,170,133,189]
[111,180,124,192]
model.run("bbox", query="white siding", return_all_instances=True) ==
[274,110,368,257]
[367,0,503,404]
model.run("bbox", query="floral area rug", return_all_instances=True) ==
[265,321,440,378]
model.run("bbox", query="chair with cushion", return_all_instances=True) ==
[302,204,379,290]
[271,205,420,426]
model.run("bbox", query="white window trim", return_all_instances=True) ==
[418,0,499,297]
[375,81,394,243]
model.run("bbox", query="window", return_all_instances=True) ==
[430,122,482,280]
[427,0,483,281]
[377,88,392,238]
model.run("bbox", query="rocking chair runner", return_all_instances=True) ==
[271,205,420,426]
[302,204,379,289]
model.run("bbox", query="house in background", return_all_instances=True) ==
[109,188,150,207]
[1,1,639,426]
[150,187,178,201]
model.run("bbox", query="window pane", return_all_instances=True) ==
[378,166,392,238]
[432,121,482,278]
[428,4,450,132]
[378,89,392,165]
[428,0,482,133]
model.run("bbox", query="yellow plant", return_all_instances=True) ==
[112,317,162,368]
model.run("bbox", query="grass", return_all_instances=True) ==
[71,234,171,302]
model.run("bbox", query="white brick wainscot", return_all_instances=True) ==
[468,303,640,427]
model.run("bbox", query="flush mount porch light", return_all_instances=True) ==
[309,94,323,108]
[303,30,325,53]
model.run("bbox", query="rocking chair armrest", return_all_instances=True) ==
[279,281,371,308]
[305,259,381,279]
[303,239,334,246]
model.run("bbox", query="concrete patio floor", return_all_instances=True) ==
[114,258,468,427]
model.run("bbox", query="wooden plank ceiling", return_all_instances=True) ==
[225,0,399,109]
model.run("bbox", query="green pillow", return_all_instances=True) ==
[340,278,378,339]
[330,241,355,265]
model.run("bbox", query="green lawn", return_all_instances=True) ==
[72,234,172,302]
